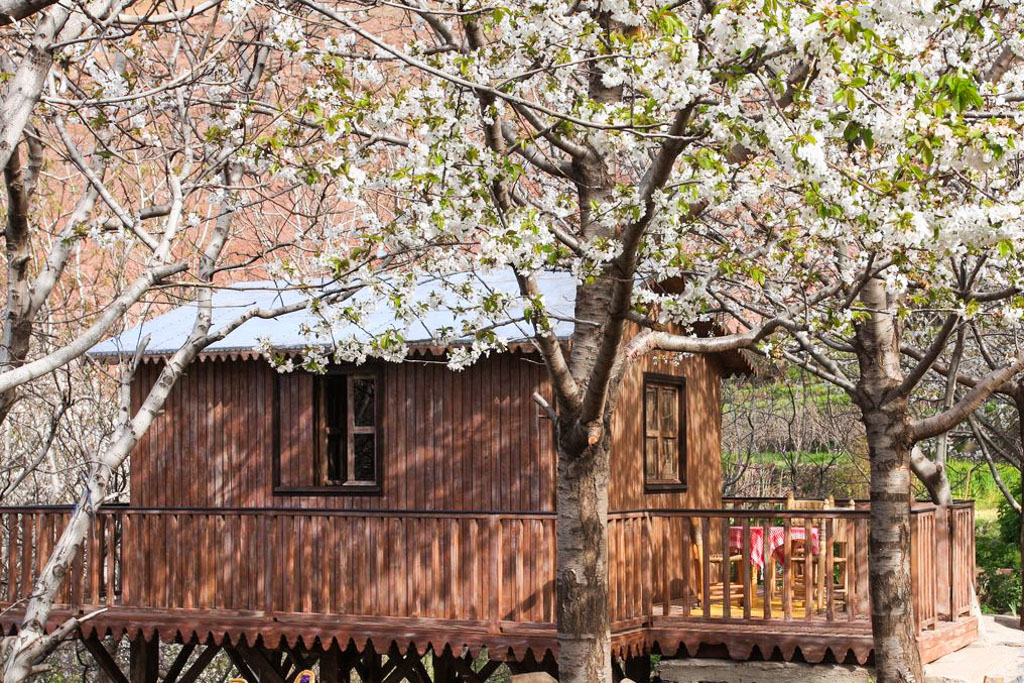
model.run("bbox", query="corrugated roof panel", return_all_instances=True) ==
[88,270,579,358]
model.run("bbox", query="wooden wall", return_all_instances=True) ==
[609,352,723,511]
[130,350,724,513]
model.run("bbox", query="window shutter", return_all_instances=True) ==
[276,372,318,488]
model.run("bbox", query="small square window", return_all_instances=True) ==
[643,374,686,492]
[317,372,381,491]
[273,367,382,496]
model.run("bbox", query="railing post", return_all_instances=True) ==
[948,507,958,620]
[489,515,501,633]
[118,513,130,607]
[262,514,273,615]
[910,510,920,631]
[642,513,652,624]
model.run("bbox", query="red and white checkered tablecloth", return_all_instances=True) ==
[728,525,820,569]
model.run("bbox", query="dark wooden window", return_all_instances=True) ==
[317,372,380,489]
[273,367,383,496]
[643,373,686,492]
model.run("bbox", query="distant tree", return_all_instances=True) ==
[721,369,867,499]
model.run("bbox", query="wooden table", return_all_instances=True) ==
[728,525,820,569]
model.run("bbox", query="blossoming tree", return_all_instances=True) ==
[0,7,392,679]
[259,0,1024,680]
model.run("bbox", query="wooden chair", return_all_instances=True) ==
[827,499,856,609]
[709,549,744,590]
[695,523,743,608]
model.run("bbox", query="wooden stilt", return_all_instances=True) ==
[223,645,260,683]
[162,642,196,683]
[284,645,315,682]
[431,646,451,682]
[129,636,159,683]
[362,641,382,683]
[621,654,652,682]
[175,644,221,683]
[319,642,341,683]
[82,635,128,683]
[380,641,429,683]
[256,645,289,679]
[507,651,557,678]
[418,645,502,683]
[233,642,286,683]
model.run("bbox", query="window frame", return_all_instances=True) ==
[642,372,687,494]
[272,364,384,497]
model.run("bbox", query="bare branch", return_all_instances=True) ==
[910,352,1024,442]
[969,414,1021,512]
[0,262,188,396]
[896,313,959,397]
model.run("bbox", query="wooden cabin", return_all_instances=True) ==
[0,275,978,682]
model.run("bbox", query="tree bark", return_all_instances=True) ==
[1016,384,1024,631]
[0,143,35,424]
[555,419,611,683]
[910,446,953,506]
[861,404,923,682]
[0,0,59,25]
[852,278,924,683]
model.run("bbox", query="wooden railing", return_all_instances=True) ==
[0,506,558,630]
[0,501,974,638]
[0,508,122,608]
[636,507,873,624]
[911,501,975,628]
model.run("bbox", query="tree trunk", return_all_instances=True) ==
[555,419,611,683]
[852,278,924,683]
[861,404,923,682]
[1,348,195,682]
[0,143,35,425]
[1016,385,1024,631]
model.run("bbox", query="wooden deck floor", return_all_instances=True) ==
[0,601,975,669]
[652,583,865,622]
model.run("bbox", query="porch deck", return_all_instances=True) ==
[0,500,976,668]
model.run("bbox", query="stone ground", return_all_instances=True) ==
[655,614,1024,683]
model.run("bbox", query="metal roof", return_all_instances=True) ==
[88,270,579,359]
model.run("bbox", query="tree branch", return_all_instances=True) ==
[0,262,188,396]
[969,414,1021,512]
[896,313,959,397]
[624,317,791,360]
[910,352,1024,442]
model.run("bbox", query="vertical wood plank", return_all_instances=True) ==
[70,515,83,608]
[721,517,731,619]
[856,518,870,617]
[21,514,32,602]
[5,513,17,603]
[701,519,710,619]
[741,518,751,620]
[911,512,921,630]
[762,518,772,620]
[680,518,691,618]
[825,518,834,621]
[783,519,792,620]
[661,517,671,617]
[642,515,653,622]
[88,515,100,605]
[489,515,501,632]
[432,519,442,619]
